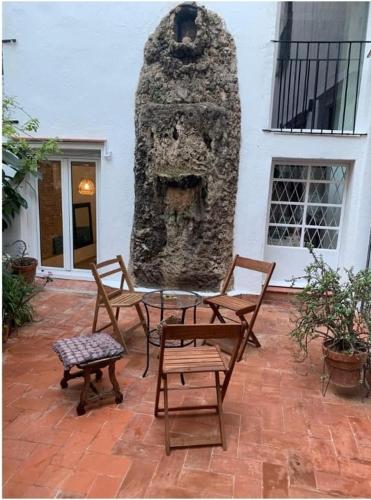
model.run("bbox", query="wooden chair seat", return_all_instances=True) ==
[204,295,256,315]
[163,346,228,374]
[99,291,143,308]
[203,255,276,360]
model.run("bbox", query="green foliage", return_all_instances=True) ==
[2,265,38,327]
[2,96,58,230]
[290,248,371,359]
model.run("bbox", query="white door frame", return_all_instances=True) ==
[36,156,100,281]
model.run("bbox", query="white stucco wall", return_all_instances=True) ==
[3,1,371,293]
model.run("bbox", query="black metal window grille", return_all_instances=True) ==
[271,40,371,134]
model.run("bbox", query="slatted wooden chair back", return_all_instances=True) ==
[223,255,275,325]
[155,323,244,454]
[207,254,275,360]
[91,255,145,351]
[91,255,134,299]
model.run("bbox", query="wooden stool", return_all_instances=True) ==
[53,333,124,415]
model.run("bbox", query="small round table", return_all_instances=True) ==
[141,289,202,378]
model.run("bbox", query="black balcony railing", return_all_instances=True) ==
[271,40,371,134]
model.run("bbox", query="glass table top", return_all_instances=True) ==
[142,289,202,309]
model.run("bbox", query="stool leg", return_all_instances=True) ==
[60,370,70,389]
[77,368,91,416]
[109,361,123,404]
[94,368,103,381]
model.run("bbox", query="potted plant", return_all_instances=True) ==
[9,240,38,284]
[2,265,38,341]
[290,248,371,391]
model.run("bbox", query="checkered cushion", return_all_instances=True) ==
[53,333,124,369]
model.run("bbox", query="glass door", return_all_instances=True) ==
[38,160,65,268]
[71,161,97,269]
[38,158,97,272]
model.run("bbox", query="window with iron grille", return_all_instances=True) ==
[267,163,347,249]
[271,2,370,134]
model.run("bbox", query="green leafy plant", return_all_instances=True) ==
[290,247,371,359]
[2,96,58,230]
[2,266,38,329]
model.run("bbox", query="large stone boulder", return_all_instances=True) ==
[131,2,241,290]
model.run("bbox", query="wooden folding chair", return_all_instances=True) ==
[204,255,275,361]
[154,323,243,455]
[91,255,146,352]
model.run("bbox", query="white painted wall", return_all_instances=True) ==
[3,1,371,293]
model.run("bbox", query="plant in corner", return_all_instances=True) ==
[290,247,371,392]
[2,263,39,342]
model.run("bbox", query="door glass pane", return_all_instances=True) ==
[71,162,97,269]
[306,206,341,227]
[304,228,339,250]
[273,164,307,180]
[268,226,302,247]
[271,181,306,203]
[310,165,346,182]
[269,203,304,225]
[38,160,64,267]
[308,182,344,204]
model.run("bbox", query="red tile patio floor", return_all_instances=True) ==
[3,279,371,498]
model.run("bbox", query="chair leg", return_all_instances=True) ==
[209,309,217,324]
[154,368,162,417]
[135,303,147,335]
[108,360,123,404]
[209,304,226,324]
[115,307,120,321]
[237,319,260,362]
[105,305,129,353]
[163,374,171,456]
[215,371,226,450]
[247,330,261,348]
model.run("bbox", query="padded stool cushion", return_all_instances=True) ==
[53,333,124,369]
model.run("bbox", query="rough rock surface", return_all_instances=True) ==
[131,2,241,290]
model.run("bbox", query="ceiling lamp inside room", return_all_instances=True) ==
[78,178,95,196]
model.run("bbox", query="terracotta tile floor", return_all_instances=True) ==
[3,279,371,498]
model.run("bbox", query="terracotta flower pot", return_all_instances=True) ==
[11,257,38,284]
[323,340,368,388]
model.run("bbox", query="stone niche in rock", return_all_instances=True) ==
[131,2,241,290]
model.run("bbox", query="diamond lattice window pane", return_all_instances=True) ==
[269,203,304,225]
[308,182,344,205]
[268,226,302,247]
[271,181,306,203]
[310,165,347,182]
[306,206,341,227]
[273,165,307,180]
[304,228,338,249]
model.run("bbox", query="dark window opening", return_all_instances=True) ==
[175,5,197,43]
[271,2,370,134]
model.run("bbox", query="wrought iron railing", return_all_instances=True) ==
[271,40,371,134]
